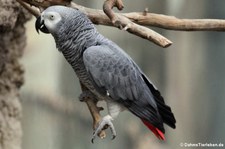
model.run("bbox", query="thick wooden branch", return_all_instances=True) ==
[70,3,225,32]
[123,12,225,31]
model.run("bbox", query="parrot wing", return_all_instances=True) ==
[83,44,165,135]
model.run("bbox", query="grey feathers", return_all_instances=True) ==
[83,44,140,100]
[82,43,165,130]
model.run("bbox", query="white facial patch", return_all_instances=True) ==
[42,12,62,33]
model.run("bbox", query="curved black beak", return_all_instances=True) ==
[35,16,50,34]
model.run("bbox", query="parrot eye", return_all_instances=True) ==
[49,15,55,20]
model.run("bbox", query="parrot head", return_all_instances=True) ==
[35,6,80,34]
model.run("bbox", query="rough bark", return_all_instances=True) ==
[0,0,31,149]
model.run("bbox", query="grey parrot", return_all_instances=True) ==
[35,6,176,142]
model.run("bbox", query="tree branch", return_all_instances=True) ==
[17,0,172,48]
[17,0,40,18]
[123,12,225,31]
[72,2,172,48]
[18,1,225,39]
[102,0,172,47]
[17,0,225,47]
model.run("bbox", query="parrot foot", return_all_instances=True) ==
[91,115,116,143]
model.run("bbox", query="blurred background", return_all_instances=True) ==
[21,0,225,149]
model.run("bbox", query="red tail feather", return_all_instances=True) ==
[142,119,165,140]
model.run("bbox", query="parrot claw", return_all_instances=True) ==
[91,115,116,143]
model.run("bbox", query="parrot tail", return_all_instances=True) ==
[142,119,165,140]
